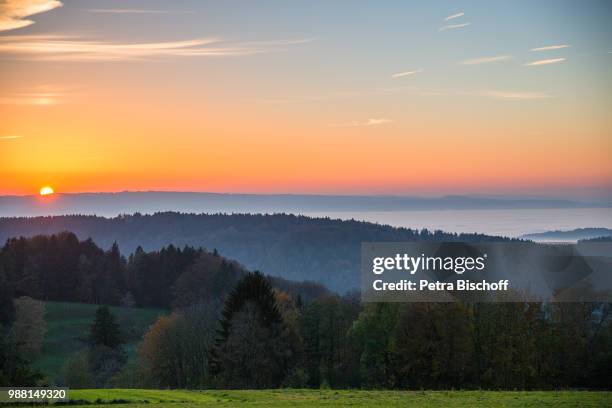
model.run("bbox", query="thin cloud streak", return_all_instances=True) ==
[88,9,193,14]
[332,118,392,127]
[0,91,64,105]
[0,0,62,32]
[444,12,464,21]
[524,58,566,66]
[391,69,423,78]
[365,118,392,126]
[460,55,512,65]
[475,90,555,100]
[239,38,315,46]
[0,35,313,61]
[0,135,23,140]
[438,23,470,32]
[531,44,570,51]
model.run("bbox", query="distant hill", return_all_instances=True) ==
[0,191,603,217]
[580,236,612,243]
[522,228,612,242]
[0,213,513,292]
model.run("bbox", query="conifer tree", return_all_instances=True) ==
[213,271,290,388]
[89,306,122,349]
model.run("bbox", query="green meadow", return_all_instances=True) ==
[59,389,611,407]
[33,302,164,383]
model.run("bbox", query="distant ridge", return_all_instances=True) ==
[0,191,606,218]
[0,212,512,292]
[522,227,612,242]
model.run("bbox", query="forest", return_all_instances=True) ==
[0,232,610,390]
[0,213,516,292]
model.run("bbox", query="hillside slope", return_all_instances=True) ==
[0,213,512,291]
[34,302,163,383]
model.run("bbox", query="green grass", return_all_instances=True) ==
[60,389,612,407]
[33,302,165,383]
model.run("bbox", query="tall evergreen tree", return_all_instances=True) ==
[213,272,291,388]
[89,306,122,349]
[103,242,126,303]
[87,306,127,387]
[217,272,283,341]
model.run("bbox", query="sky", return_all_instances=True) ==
[0,0,611,199]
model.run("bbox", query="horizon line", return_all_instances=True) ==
[0,190,609,202]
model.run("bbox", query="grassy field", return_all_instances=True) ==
[33,302,164,383]
[61,389,612,407]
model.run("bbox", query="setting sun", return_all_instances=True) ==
[39,186,55,196]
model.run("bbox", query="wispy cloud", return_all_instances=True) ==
[460,55,512,65]
[238,38,315,47]
[0,0,62,32]
[444,12,464,21]
[391,69,423,78]
[524,57,566,66]
[531,44,570,52]
[0,35,313,61]
[88,9,193,14]
[0,135,23,140]
[0,91,64,105]
[332,118,392,127]
[475,90,555,100]
[438,22,470,32]
[364,118,392,126]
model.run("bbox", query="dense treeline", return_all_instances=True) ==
[0,232,325,386]
[0,213,515,291]
[130,277,611,390]
[0,232,327,309]
[0,233,610,390]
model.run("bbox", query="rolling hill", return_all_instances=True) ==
[0,213,513,292]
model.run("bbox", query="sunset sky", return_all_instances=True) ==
[1,0,611,198]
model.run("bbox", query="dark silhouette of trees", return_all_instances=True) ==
[89,306,122,349]
[0,213,515,292]
[0,266,15,326]
[85,307,126,387]
[0,326,42,386]
[0,232,327,311]
[299,293,362,388]
[0,297,42,386]
[0,231,610,390]
[213,272,291,388]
